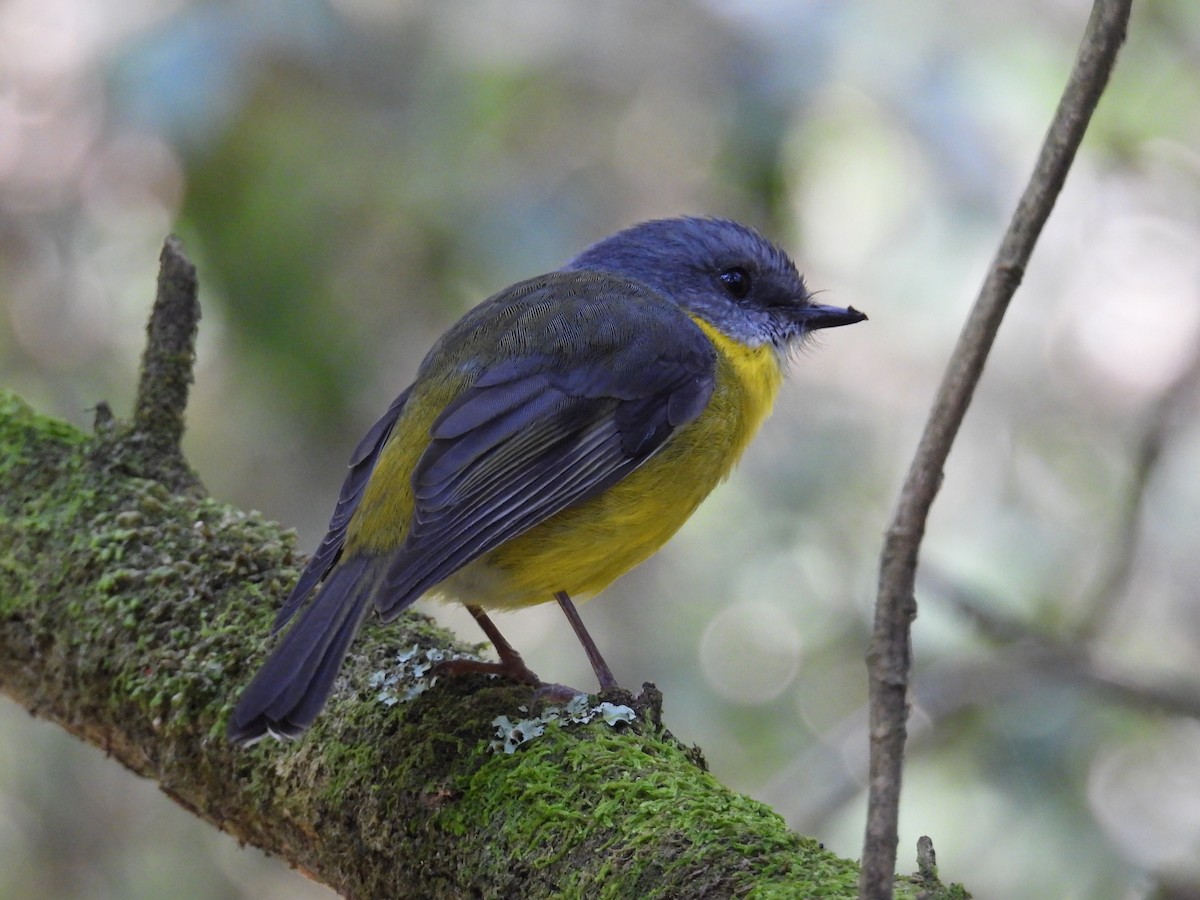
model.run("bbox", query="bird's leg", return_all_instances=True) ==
[431,604,542,685]
[554,591,619,692]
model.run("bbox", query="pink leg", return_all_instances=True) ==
[432,604,541,685]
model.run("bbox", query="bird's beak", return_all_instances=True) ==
[797,303,868,331]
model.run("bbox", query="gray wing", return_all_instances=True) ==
[375,277,716,617]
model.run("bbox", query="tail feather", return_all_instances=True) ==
[228,556,379,744]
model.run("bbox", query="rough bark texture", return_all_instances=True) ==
[0,389,966,898]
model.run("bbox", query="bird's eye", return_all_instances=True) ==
[718,267,752,300]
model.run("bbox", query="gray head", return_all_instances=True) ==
[563,216,866,349]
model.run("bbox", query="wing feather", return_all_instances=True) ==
[271,388,411,631]
[375,332,714,618]
[283,272,718,624]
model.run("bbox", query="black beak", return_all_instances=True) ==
[797,302,868,331]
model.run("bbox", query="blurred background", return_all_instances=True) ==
[2,0,1199,897]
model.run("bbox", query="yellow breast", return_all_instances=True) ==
[450,317,784,609]
[685,316,784,465]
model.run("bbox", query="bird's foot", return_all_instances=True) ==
[429,660,602,706]
[430,655,542,686]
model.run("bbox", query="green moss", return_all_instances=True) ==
[433,719,861,898]
[0,389,300,735]
[0,391,88,451]
[1,387,972,897]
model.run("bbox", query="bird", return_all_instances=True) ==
[227,216,866,744]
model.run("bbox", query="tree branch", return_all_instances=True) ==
[860,2,1134,896]
[0,240,964,898]
[928,573,1200,722]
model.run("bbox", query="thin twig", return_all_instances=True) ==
[928,573,1200,720]
[859,3,1133,897]
[1076,330,1200,641]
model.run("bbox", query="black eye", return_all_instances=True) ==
[718,266,752,299]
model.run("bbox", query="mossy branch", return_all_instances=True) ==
[0,240,968,898]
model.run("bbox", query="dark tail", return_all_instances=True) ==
[228,555,380,745]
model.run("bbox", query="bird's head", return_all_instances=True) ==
[564,216,866,352]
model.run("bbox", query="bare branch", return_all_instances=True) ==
[860,2,1134,896]
[928,574,1200,721]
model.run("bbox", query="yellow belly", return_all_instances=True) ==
[442,318,783,609]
